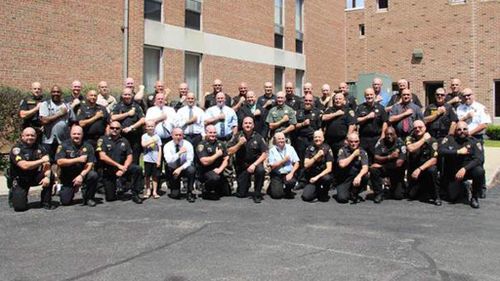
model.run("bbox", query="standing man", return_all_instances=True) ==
[111,88,145,164]
[77,90,110,148]
[164,128,196,203]
[456,88,491,198]
[204,92,238,141]
[322,93,356,158]
[301,130,334,202]
[266,91,297,138]
[372,78,391,107]
[169,82,189,110]
[19,82,44,135]
[204,79,231,109]
[145,93,177,144]
[284,82,303,111]
[267,132,300,199]
[405,120,440,205]
[228,117,268,203]
[196,125,230,200]
[39,85,73,161]
[256,81,276,138]
[232,82,248,112]
[439,121,485,208]
[339,82,357,111]
[124,77,146,111]
[9,127,54,211]
[55,126,98,207]
[315,84,332,111]
[389,89,423,139]
[335,132,369,204]
[424,87,458,140]
[96,81,117,113]
[96,121,143,204]
[446,78,462,108]
[370,127,407,203]
[356,88,388,163]
[147,80,167,108]
[65,80,84,113]
[386,79,423,111]
[175,92,205,147]
[235,91,264,133]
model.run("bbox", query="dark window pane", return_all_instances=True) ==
[295,39,303,53]
[274,34,283,49]
[378,0,388,9]
[145,0,161,21]
[185,10,201,30]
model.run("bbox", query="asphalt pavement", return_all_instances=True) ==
[1,183,500,281]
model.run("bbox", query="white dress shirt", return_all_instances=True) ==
[163,139,194,170]
[175,105,205,135]
[145,105,177,139]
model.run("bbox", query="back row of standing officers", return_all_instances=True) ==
[10,77,490,211]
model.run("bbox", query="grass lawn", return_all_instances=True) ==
[484,139,500,148]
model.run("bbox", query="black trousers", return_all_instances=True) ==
[301,174,333,202]
[11,173,52,212]
[369,165,405,199]
[445,166,485,202]
[59,171,99,205]
[235,164,265,197]
[201,170,231,199]
[335,174,368,203]
[102,165,143,201]
[184,134,202,148]
[166,165,196,198]
[407,166,439,200]
[360,136,379,164]
[123,134,142,165]
[269,172,297,199]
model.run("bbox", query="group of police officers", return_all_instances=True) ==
[8,77,491,211]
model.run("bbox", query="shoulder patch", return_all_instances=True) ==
[349,110,355,117]
[197,144,204,152]
[432,142,438,151]
[476,142,482,151]
[338,148,344,157]
[56,145,62,153]
[401,145,407,154]
[441,137,448,144]
[12,147,20,155]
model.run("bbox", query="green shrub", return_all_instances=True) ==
[486,125,500,140]
[0,86,30,153]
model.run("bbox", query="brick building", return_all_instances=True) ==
[0,0,498,122]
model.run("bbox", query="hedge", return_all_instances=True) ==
[486,125,500,140]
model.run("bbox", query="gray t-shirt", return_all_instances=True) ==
[39,100,73,144]
[141,133,162,163]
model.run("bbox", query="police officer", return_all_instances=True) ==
[438,121,485,208]
[456,88,491,198]
[284,82,303,111]
[147,80,167,108]
[315,84,332,112]
[111,87,145,164]
[65,80,84,114]
[9,127,54,211]
[204,79,231,109]
[322,93,357,158]
[370,127,406,203]
[77,90,110,148]
[228,117,268,203]
[301,130,334,202]
[446,78,462,108]
[235,91,264,134]
[96,81,117,113]
[55,126,99,207]
[267,132,300,199]
[196,125,231,200]
[386,79,423,111]
[293,93,322,162]
[231,82,248,112]
[19,82,44,137]
[266,91,297,138]
[424,87,458,140]
[164,128,196,203]
[339,82,358,111]
[356,88,388,162]
[96,121,143,204]
[335,132,369,204]
[389,89,423,139]
[405,120,441,205]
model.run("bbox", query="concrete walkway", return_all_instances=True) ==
[1,147,499,196]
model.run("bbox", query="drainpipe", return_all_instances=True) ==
[122,0,129,80]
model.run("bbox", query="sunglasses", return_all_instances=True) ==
[109,127,121,130]
[52,91,61,93]
[462,94,472,97]
[435,94,446,97]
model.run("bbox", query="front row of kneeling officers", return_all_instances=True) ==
[8,117,484,211]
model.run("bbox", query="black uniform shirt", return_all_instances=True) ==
[228,131,267,169]
[64,95,85,114]
[10,142,47,178]
[55,140,95,184]
[112,101,144,138]
[304,143,334,177]
[295,108,322,138]
[19,95,44,129]
[374,138,407,169]
[405,135,438,170]
[438,136,483,172]
[424,103,458,139]
[387,93,423,108]
[285,94,303,111]
[96,135,132,167]
[204,92,231,109]
[77,103,110,139]
[323,107,356,143]
[236,102,265,131]
[196,139,228,173]
[257,94,276,109]
[337,146,369,176]
[345,94,358,111]
[356,102,388,138]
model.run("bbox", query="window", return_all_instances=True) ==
[143,47,162,93]
[346,0,364,9]
[295,0,304,53]
[295,70,304,96]
[377,0,388,10]
[274,67,284,93]
[495,80,500,117]
[275,0,284,49]
[185,53,201,99]
[144,0,162,21]
[359,24,365,37]
[185,0,201,30]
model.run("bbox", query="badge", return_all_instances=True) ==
[432,142,438,151]
[82,147,87,152]
[197,144,204,152]
[375,109,379,113]
[466,144,471,149]
[349,110,355,117]
[15,156,22,161]
[338,149,344,157]
[97,138,103,146]
[69,151,75,158]
[441,137,448,144]
[12,147,20,155]
[401,146,407,154]
[121,143,126,147]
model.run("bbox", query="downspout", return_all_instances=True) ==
[122,0,129,80]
